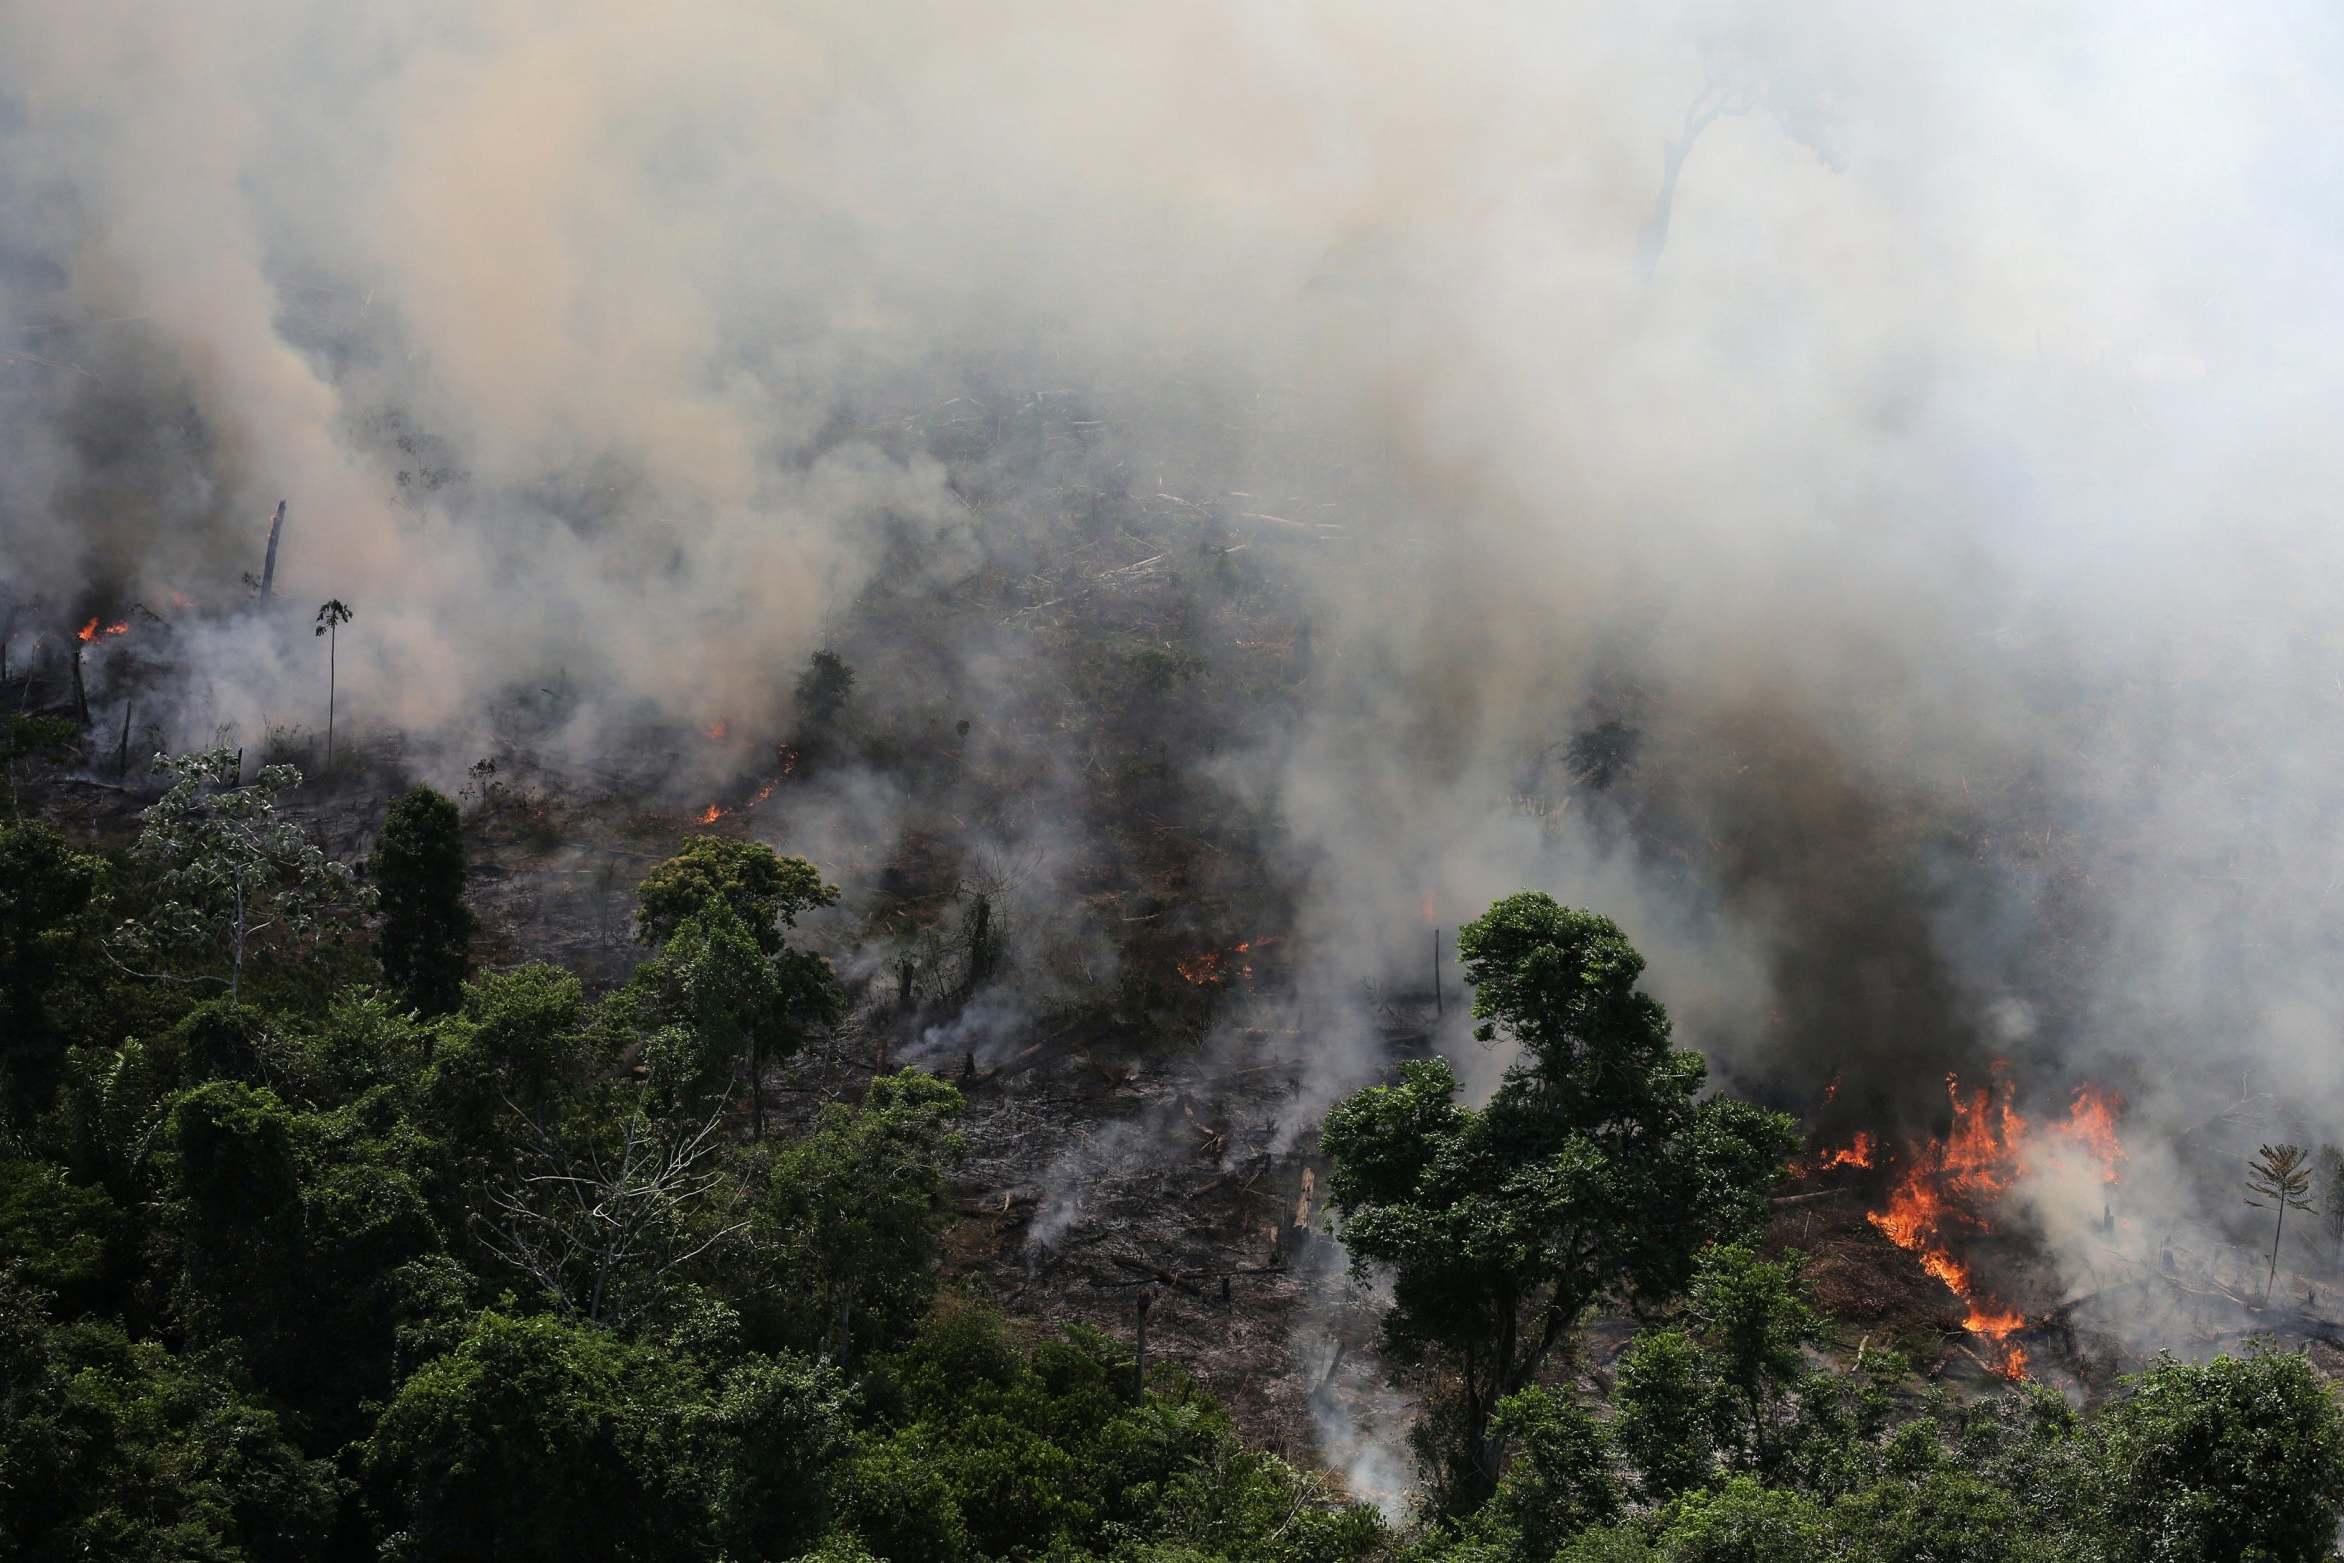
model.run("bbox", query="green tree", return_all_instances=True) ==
[0,821,97,1104]
[709,1351,855,1560]
[364,1311,705,1563]
[795,647,857,731]
[635,835,836,955]
[757,1070,965,1360]
[116,749,365,1000]
[2095,1346,2344,1563]
[1320,894,1797,1509]
[1684,1246,1824,1476]
[313,598,353,771]
[1829,1467,2053,1563]
[167,1079,307,1361]
[1482,1386,1620,1560]
[0,1274,338,1563]
[633,844,843,1138]
[634,899,783,1126]
[0,1160,122,1315]
[2245,1143,2316,1299]
[1613,1328,1723,1503]
[835,1431,971,1563]
[1648,1478,1832,1563]
[372,785,474,1016]
[425,963,596,1154]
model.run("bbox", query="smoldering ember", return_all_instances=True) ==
[5,5,2344,1562]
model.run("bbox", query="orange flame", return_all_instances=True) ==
[76,618,129,644]
[1817,1130,1875,1170]
[1177,950,1225,985]
[705,719,731,740]
[1177,934,1282,985]
[1859,1070,2125,1379]
[695,804,727,825]
[1863,1070,2050,1379]
[2049,1085,2126,1183]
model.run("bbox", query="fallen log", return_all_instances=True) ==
[1772,1186,1855,1207]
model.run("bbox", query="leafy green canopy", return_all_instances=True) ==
[634,835,837,955]
[2096,1346,2344,1563]
[628,842,847,1138]
[0,821,97,1101]
[115,749,367,1000]
[371,785,474,1016]
[1322,893,1798,1509]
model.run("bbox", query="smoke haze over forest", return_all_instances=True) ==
[6,0,2344,1286]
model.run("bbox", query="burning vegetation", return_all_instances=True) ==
[1844,1071,2129,1379]
[1176,935,1281,986]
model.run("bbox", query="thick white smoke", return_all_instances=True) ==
[6,0,2344,1354]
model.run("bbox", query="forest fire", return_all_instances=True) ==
[1860,1071,2126,1379]
[692,770,785,827]
[1176,935,1281,985]
[1814,1130,1875,1170]
[76,617,129,642]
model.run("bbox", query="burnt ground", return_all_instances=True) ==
[26,750,2344,1501]
[16,742,1419,1486]
[19,590,2344,1504]
[1764,1159,2344,1404]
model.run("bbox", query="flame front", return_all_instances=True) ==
[1861,1072,2126,1381]
[1817,1129,1874,1170]
[1864,1072,2026,1378]
[2048,1084,2125,1182]
[1177,934,1281,985]
[76,617,129,644]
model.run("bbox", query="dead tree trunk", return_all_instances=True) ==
[1132,1288,1152,1400]
[259,501,286,602]
[1432,926,1443,1018]
[750,1042,765,1142]
[323,620,337,770]
[1636,87,1741,280]
[69,643,87,725]
[116,696,132,779]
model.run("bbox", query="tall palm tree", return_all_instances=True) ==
[2247,1143,2317,1301]
[314,599,353,771]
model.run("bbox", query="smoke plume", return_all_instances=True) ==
[7,0,2344,1359]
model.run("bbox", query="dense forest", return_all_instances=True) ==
[4,712,2340,1563]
